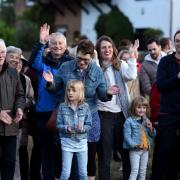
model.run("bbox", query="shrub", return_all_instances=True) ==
[0,21,16,46]
[95,6,134,46]
[144,28,164,43]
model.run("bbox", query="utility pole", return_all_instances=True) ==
[170,0,173,39]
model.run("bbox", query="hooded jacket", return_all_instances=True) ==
[140,51,166,96]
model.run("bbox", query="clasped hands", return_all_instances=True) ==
[67,124,84,134]
[0,108,23,125]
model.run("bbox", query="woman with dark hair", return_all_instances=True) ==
[96,35,138,180]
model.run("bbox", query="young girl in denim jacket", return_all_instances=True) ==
[123,96,156,180]
[56,80,92,180]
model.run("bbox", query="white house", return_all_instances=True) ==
[81,0,180,43]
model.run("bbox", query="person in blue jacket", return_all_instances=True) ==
[57,80,92,180]
[29,23,74,180]
[123,96,156,180]
[43,39,120,180]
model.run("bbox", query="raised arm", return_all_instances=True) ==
[121,39,138,81]
[30,23,50,72]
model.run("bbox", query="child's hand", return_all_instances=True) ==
[76,124,83,133]
[136,144,143,149]
[146,121,153,132]
[67,126,72,133]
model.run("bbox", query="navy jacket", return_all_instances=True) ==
[157,53,180,113]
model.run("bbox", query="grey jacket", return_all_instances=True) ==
[0,63,25,136]
[140,52,166,96]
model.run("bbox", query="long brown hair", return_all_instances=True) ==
[96,35,120,70]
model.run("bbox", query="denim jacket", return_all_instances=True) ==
[56,102,92,141]
[123,116,156,150]
[48,60,112,113]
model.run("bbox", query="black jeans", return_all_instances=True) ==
[151,114,180,180]
[97,111,130,180]
[30,134,42,180]
[36,112,56,180]
[19,145,29,180]
[0,136,17,180]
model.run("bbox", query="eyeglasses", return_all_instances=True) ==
[76,56,91,64]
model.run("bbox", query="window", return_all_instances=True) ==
[26,0,35,6]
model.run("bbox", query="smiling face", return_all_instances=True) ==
[99,40,113,62]
[135,105,147,118]
[49,33,67,59]
[76,51,92,70]
[6,52,21,70]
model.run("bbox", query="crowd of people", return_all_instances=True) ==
[0,23,179,180]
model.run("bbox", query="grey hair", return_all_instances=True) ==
[6,46,22,56]
[49,32,67,46]
[0,39,6,51]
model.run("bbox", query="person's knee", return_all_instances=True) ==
[131,167,139,175]
[79,168,87,179]
[61,169,70,179]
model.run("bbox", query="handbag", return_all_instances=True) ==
[46,109,58,132]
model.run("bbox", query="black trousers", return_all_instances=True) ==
[35,112,56,180]
[151,114,180,180]
[0,136,17,180]
[97,111,130,180]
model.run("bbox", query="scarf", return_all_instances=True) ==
[103,62,129,118]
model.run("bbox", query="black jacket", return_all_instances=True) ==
[157,53,180,113]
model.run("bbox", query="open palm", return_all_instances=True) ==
[40,23,50,44]
[43,71,54,83]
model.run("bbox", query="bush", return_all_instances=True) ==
[16,21,39,51]
[143,28,164,43]
[0,21,16,46]
[95,6,134,46]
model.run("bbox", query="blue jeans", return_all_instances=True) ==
[0,136,17,180]
[60,150,88,180]
[129,150,148,180]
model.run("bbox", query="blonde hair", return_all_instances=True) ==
[65,80,85,104]
[129,96,150,118]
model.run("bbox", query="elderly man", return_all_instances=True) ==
[0,39,25,180]
[29,23,74,180]
[140,38,166,96]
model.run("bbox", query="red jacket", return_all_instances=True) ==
[150,82,160,123]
